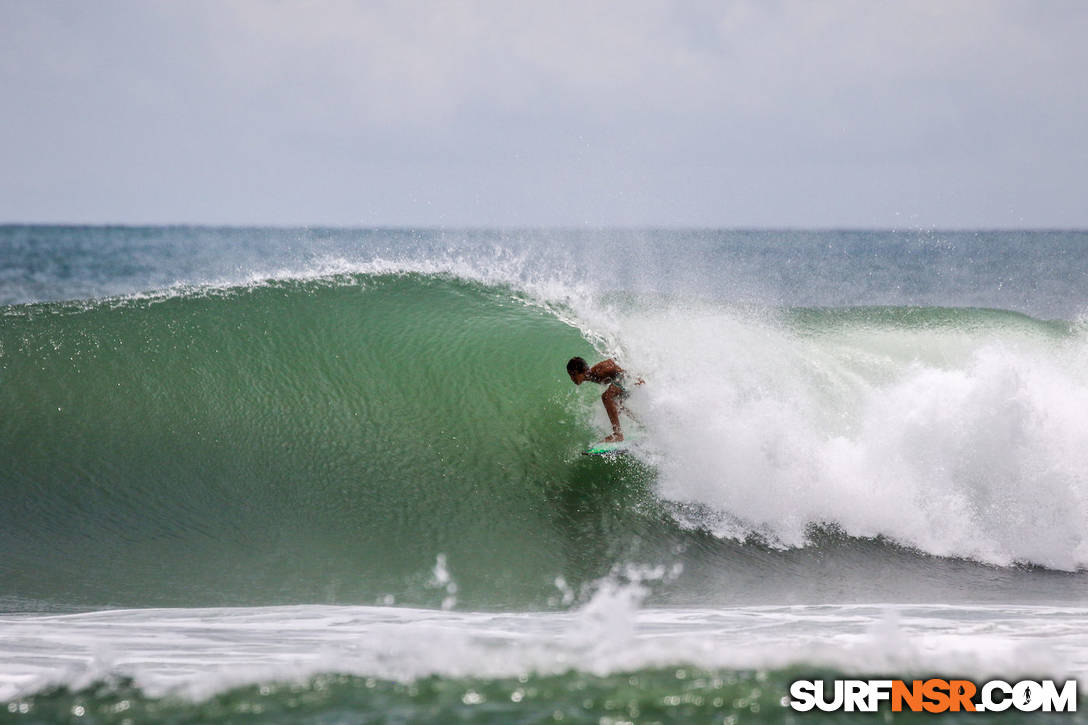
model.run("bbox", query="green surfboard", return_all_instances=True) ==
[583,441,631,456]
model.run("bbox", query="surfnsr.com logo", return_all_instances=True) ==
[789,679,1078,713]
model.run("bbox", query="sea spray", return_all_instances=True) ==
[602,302,1088,570]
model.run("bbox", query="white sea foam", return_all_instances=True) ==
[1,596,1085,702]
[600,302,1088,571]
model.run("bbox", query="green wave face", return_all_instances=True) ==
[0,275,659,608]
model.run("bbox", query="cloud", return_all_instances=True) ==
[1,0,1086,225]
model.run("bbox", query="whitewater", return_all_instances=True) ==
[2,226,1087,723]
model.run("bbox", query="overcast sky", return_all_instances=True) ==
[2,1,1086,227]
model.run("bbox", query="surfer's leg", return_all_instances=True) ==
[601,385,623,441]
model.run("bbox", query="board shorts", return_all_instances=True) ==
[607,375,630,398]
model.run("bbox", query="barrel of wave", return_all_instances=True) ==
[0,274,606,607]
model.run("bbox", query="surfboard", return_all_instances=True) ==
[583,441,631,456]
[583,423,644,456]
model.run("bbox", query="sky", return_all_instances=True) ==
[2,0,1086,228]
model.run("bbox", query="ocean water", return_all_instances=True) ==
[2,226,1087,723]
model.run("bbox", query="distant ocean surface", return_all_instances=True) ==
[2,226,1087,723]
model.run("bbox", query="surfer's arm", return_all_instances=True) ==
[591,359,644,386]
[589,359,623,379]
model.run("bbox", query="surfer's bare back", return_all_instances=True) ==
[566,357,643,442]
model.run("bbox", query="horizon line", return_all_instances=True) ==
[3,222,1087,233]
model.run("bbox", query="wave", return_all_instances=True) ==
[0,274,623,608]
[2,271,1087,611]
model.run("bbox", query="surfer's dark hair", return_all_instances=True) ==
[566,357,588,374]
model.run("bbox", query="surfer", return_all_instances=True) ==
[566,357,642,442]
